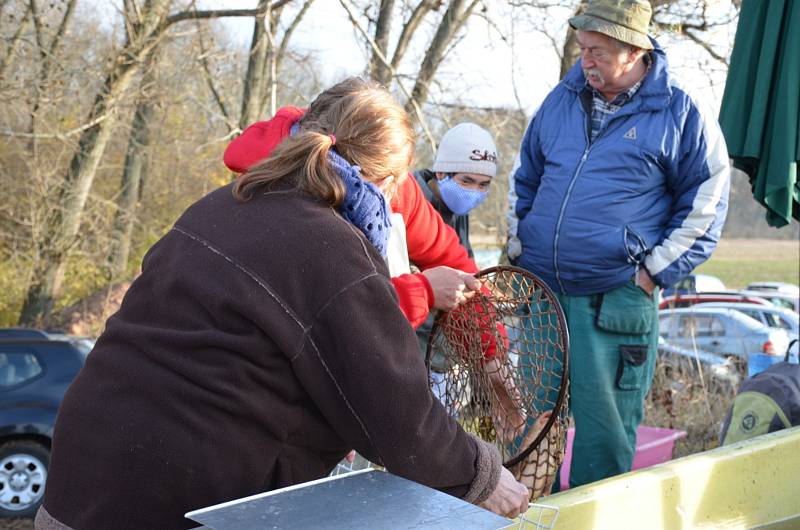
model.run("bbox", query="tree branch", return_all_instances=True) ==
[194,23,233,128]
[683,27,728,65]
[165,8,266,27]
[1,114,108,140]
[370,0,396,83]
[405,0,479,119]
[338,0,437,155]
[276,0,315,72]
[390,0,434,74]
[0,4,32,80]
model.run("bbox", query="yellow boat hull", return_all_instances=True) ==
[522,426,800,529]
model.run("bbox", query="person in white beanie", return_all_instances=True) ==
[413,122,499,397]
[414,122,498,259]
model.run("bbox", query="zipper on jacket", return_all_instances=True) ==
[553,107,595,293]
[552,99,639,293]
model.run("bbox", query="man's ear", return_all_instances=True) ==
[627,47,646,66]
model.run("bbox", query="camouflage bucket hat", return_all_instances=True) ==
[569,0,654,50]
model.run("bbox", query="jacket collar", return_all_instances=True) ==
[562,36,672,114]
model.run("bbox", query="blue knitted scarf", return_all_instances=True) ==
[327,149,392,257]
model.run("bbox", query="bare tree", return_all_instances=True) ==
[28,0,78,157]
[350,1,481,115]
[0,2,32,80]
[560,1,585,79]
[106,48,162,281]
[239,0,314,130]
[368,0,396,84]
[404,0,480,117]
[105,0,315,282]
[17,0,268,325]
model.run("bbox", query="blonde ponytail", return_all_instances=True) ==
[233,77,414,206]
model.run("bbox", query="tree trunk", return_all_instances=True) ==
[18,0,173,326]
[241,0,314,127]
[0,5,32,81]
[15,0,291,324]
[107,50,161,280]
[404,0,478,119]
[239,0,270,130]
[560,2,586,80]
[29,0,78,157]
[560,26,581,80]
[369,0,395,85]
[389,0,433,75]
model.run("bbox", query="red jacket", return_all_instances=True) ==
[223,107,478,328]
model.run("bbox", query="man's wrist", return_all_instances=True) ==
[635,267,656,295]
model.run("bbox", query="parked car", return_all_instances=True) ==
[746,282,800,296]
[658,307,791,362]
[661,273,726,298]
[694,302,799,336]
[737,289,800,314]
[657,336,741,388]
[659,292,773,311]
[0,329,91,517]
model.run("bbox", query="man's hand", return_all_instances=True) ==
[636,267,656,296]
[479,466,530,519]
[422,266,480,310]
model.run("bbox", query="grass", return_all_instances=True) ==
[694,238,799,289]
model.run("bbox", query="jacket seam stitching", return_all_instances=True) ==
[299,277,386,465]
[174,219,385,465]
[172,225,309,335]
[289,205,380,362]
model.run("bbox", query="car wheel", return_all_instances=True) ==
[0,440,49,518]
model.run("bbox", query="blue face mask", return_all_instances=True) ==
[438,175,488,215]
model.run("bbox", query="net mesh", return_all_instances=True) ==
[426,266,570,501]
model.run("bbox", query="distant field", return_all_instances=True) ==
[695,238,799,289]
[471,237,799,289]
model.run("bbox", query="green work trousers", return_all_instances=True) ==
[558,279,659,488]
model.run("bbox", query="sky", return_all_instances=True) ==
[197,0,737,114]
[88,0,737,114]
[200,0,566,113]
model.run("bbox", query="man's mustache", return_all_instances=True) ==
[583,68,603,81]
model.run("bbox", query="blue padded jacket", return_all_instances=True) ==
[508,38,730,296]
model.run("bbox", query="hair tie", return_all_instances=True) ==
[329,134,337,146]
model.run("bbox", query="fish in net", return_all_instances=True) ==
[425,266,570,500]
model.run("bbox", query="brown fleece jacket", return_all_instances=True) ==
[41,182,499,529]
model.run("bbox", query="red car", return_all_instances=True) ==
[659,293,773,311]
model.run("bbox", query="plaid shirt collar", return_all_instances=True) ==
[586,54,652,142]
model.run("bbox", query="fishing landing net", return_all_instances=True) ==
[425,266,570,501]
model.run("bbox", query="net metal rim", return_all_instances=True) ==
[424,265,570,468]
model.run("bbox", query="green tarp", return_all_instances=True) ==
[718,0,800,228]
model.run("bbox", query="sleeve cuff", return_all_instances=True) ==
[462,433,502,505]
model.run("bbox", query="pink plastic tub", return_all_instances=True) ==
[559,425,687,490]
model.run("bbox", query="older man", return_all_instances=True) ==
[507,0,730,487]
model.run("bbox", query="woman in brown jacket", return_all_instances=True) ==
[37,78,529,529]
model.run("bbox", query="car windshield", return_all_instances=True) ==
[769,298,796,310]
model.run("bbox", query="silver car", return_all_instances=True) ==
[659,307,791,360]
[694,302,799,337]
[737,289,800,314]
[746,282,800,296]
